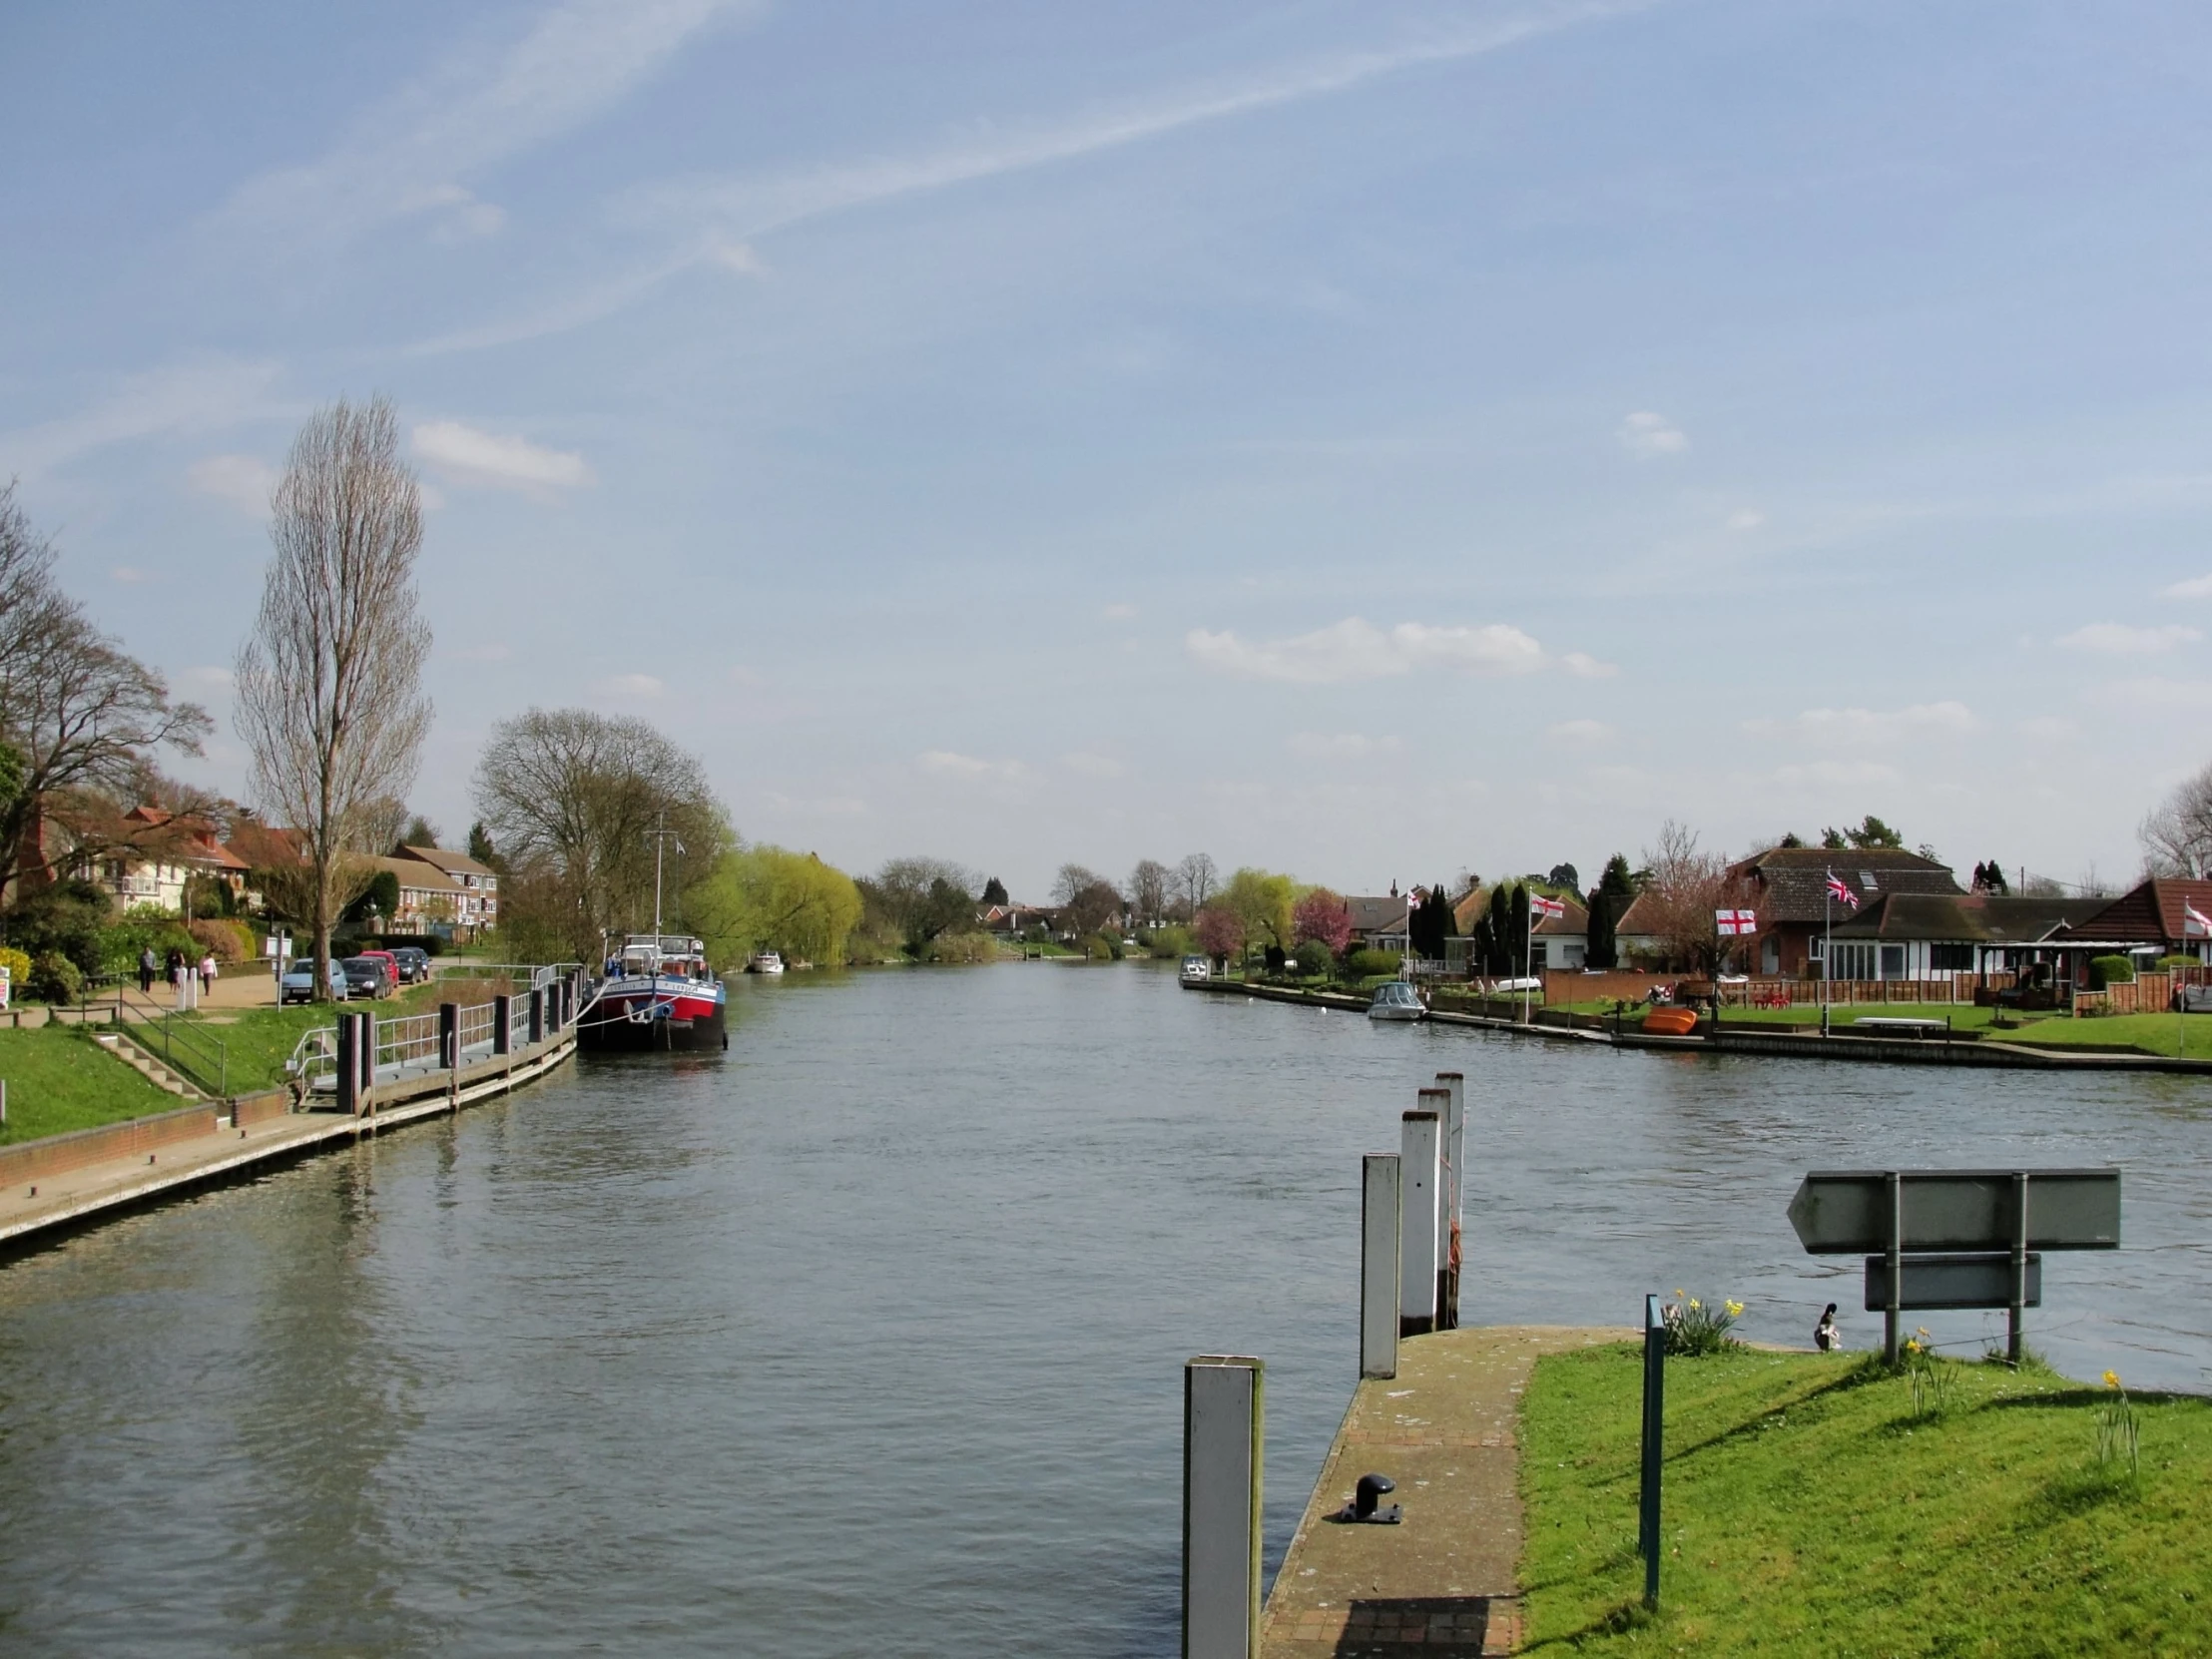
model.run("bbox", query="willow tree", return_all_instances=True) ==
[233,396,432,996]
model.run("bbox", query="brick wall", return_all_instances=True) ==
[0,1102,221,1186]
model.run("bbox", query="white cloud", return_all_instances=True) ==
[2164,573,2212,599]
[2056,622,2201,655]
[188,453,280,518]
[1560,651,1618,679]
[919,749,1024,780]
[1726,508,1764,531]
[1547,719,1614,745]
[1620,410,1687,457]
[413,420,593,491]
[208,0,760,253]
[1060,751,1126,778]
[706,239,766,276]
[1744,702,1979,744]
[1185,616,1545,683]
[2088,677,2212,710]
[418,184,509,241]
[1101,603,1139,622]
[1287,732,1403,760]
[595,673,663,698]
[0,356,285,478]
[1775,760,1901,787]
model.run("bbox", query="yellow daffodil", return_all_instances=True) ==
[1688,1299,1702,1311]
[2104,1370,2120,1389]
[1725,1300,1745,1319]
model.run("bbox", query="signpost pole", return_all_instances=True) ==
[2009,1171,2028,1366]
[1639,1294,1664,1610]
[1885,1171,1903,1366]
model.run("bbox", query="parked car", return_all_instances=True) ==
[1179,954,1212,985]
[339,956,392,999]
[389,946,432,984]
[280,957,347,1005]
[355,948,402,991]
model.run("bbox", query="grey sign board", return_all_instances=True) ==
[1788,1169,2120,1256]
[1863,1251,2042,1312]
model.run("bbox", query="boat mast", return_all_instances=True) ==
[646,813,687,944]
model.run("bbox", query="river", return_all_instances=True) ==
[0,964,2206,1655]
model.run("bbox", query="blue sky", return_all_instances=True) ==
[5,0,2210,899]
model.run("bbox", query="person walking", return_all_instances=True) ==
[168,947,188,1013]
[138,946,158,996]
[199,950,217,1001]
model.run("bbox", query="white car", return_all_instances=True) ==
[1179,954,1212,984]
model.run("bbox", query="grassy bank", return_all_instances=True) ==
[0,1025,179,1145]
[1519,1343,2212,1654]
[1553,999,2212,1058]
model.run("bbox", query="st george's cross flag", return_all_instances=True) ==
[1530,894,1567,920]
[1826,871,1860,910]
[1715,908,1760,936]
[2185,900,2212,937]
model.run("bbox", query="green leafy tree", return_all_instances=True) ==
[1824,815,1904,850]
[980,875,1008,906]
[1483,884,1512,973]
[1508,882,1531,974]
[466,820,500,870]
[343,867,401,924]
[1408,881,1453,958]
[694,844,863,966]
[1585,853,1636,969]
[859,856,977,956]
[1221,867,1295,959]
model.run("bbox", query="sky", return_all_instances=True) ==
[5,0,2212,901]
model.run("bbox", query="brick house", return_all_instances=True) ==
[390,843,499,938]
[2038,878,2212,986]
[1727,846,1965,977]
[66,805,251,913]
[1822,893,2107,983]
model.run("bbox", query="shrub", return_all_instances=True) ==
[2088,954,2136,989]
[1085,931,1124,961]
[0,944,29,994]
[2157,953,2201,971]
[370,932,447,957]
[27,950,85,1004]
[922,931,998,964]
[188,918,254,963]
[99,906,200,978]
[7,878,111,977]
[1293,939,1338,979]
[1348,947,1402,979]
[1142,924,1195,960]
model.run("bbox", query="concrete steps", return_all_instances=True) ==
[94,1033,207,1101]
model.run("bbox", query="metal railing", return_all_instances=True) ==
[283,968,579,1093]
[458,1001,495,1052]
[377,1012,442,1072]
[107,984,230,1098]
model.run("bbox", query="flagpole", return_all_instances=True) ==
[1823,876,1832,1039]
[1523,884,1532,1026]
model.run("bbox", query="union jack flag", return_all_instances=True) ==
[2185,900,2212,938]
[1530,894,1567,919]
[1826,872,1859,910]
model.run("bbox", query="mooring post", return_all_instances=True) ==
[1640,1293,1665,1610]
[437,1002,459,1070]
[1434,1071,1465,1328]
[1885,1170,1903,1366]
[1361,1153,1402,1380]
[335,1013,357,1116]
[1183,1355,1264,1659]
[2009,1170,2029,1365]
[492,994,513,1056]
[527,987,544,1045]
[1399,1101,1443,1338]
[356,1011,376,1113]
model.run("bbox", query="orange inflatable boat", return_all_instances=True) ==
[1641,1007,1700,1036]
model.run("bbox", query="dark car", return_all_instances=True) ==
[338,956,391,999]
[390,946,432,984]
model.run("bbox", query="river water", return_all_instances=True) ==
[1,965,2206,1655]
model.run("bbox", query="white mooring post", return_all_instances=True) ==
[1399,1102,1443,1337]
[1433,1071,1464,1328]
[1183,1355,1264,1659]
[1361,1153,1402,1379]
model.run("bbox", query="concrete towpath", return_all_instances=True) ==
[1261,1326,1624,1658]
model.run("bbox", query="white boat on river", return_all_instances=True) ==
[1368,980,1425,1021]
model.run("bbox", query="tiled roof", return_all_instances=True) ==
[1612,893,1666,937]
[2060,878,2212,946]
[1828,894,2107,943]
[395,843,497,880]
[1346,895,1410,933]
[369,854,463,894]
[1731,845,1960,922]
[227,821,309,867]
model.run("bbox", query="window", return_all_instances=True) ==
[1880,945,1906,978]
[1808,935,1825,960]
[1930,943,1973,971]
[1831,942,1875,980]
[1861,871,1880,890]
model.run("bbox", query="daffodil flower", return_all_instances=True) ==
[2104,1370,2120,1389]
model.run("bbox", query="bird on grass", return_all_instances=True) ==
[1814,1303,1840,1353]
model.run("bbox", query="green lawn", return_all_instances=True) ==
[1520,1344,2212,1655]
[0,1025,180,1145]
[1552,999,2212,1058]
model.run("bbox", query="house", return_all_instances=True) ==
[978,902,1055,937]
[1531,895,1589,971]
[362,855,471,934]
[389,843,499,938]
[2039,878,2212,985]
[1345,893,1412,951]
[1728,846,1964,977]
[68,806,251,913]
[1822,893,2108,983]
[1611,892,1673,970]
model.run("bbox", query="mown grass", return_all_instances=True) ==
[0,1025,179,1145]
[1520,1344,2212,1655]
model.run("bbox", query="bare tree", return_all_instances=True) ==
[1635,820,1759,976]
[1174,851,1218,920]
[2140,762,2212,878]
[857,856,977,955]
[234,397,433,995]
[473,707,729,958]
[1127,858,1172,926]
[0,483,214,901]
[1052,863,1108,907]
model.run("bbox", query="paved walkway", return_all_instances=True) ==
[1261,1326,1622,1658]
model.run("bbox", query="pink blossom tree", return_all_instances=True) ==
[1292,887,1353,954]
[1193,903,1246,963]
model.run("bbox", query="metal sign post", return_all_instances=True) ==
[1639,1294,1664,1610]
[1788,1168,2120,1363]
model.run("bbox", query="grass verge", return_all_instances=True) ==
[0,1025,180,1146]
[1520,1343,2212,1655]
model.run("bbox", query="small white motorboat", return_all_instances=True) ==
[1368,980,1425,1022]
[1179,954,1213,985]
[747,951,786,975]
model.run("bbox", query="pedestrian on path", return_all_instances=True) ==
[199,951,217,1000]
[168,947,189,1012]
[138,946,157,995]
